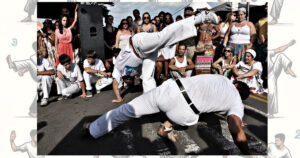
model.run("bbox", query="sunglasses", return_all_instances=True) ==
[143,17,150,19]
[225,50,231,52]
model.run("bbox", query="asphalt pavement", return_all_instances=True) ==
[37,83,267,155]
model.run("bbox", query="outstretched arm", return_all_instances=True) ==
[272,40,296,53]
[227,115,250,155]
[69,4,78,30]
[37,69,55,76]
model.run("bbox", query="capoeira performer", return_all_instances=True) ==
[111,44,143,102]
[81,74,251,154]
[111,10,219,102]
[83,50,113,98]
[6,42,38,117]
[268,40,296,118]
[37,49,55,106]
[56,54,86,99]
[269,0,284,25]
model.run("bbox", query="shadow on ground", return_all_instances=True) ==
[46,114,177,155]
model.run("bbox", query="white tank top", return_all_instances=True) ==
[221,23,229,35]
[229,23,250,44]
[174,56,188,68]
[119,34,131,49]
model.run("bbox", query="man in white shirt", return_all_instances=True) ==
[169,44,195,79]
[10,130,43,158]
[111,10,219,102]
[83,50,112,98]
[268,133,292,158]
[111,43,142,103]
[56,54,86,100]
[37,49,55,106]
[81,74,251,154]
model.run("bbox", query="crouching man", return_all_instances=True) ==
[81,74,251,154]
[83,50,113,98]
[169,44,195,79]
[56,54,86,100]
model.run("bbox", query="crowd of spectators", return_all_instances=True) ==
[36,3,268,106]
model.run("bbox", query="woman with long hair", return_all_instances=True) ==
[137,12,157,33]
[115,19,134,49]
[219,12,236,44]
[212,46,237,78]
[55,4,78,66]
[224,8,256,63]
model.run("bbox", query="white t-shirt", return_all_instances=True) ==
[83,58,105,72]
[112,43,142,83]
[268,143,292,158]
[37,58,53,72]
[19,142,41,158]
[180,74,244,121]
[57,63,83,83]
[235,60,263,75]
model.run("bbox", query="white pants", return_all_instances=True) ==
[83,71,113,91]
[89,79,199,138]
[131,16,197,92]
[56,78,81,97]
[270,0,284,20]
[170,70,193,79]
[37,75,52,99]
[268,52,292,115]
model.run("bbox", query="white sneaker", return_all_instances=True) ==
[195,10,219,25]
[96,90,101,94]
[40,98,48,106]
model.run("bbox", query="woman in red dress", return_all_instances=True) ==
[55,5,78,66]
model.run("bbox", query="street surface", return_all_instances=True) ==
[38,83,267,155]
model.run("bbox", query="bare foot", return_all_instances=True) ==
[29,112,37,118]
[288,39,296,46]
[268,114,274,118]
[21,16,32,22]
[112,98,123,103]
[286,67,297,78]
[18,71,24,76]
[269,19,278,25]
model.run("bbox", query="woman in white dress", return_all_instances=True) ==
[232,49,264,94]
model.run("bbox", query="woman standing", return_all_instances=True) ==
[115,19,134,49]
[55,4,78,66]
[104,15,118,59]
[137,12,157,33]
[224,8,256,63]
[219,12,236,45]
